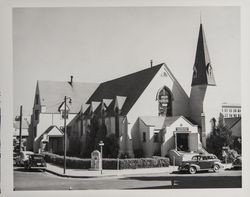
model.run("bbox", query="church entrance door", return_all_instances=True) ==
[176,133,189,151]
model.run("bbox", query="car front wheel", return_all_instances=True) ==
[213,164,220,172]
[189,166,197,174]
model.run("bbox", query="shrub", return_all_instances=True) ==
[44,152,91,169]
[119,153,130,159]
[118,157,170,169]
[133,149,144,158]
[43,152,170,169]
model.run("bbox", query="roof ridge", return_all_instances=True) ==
[38,80,99,84]
[100,63,164,84]
[226,117,241,129]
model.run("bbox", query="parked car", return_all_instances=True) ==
[24,154,47,170]
[15,151,34,167]
[178,154,223,174]
[232,155,242,169]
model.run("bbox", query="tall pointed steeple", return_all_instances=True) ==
[191,23,216,86]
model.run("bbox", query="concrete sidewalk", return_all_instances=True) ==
[44,163,233,178]
[45,163,178,178]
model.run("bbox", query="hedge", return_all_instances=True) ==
[43,152,170,169]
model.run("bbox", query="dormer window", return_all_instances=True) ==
[193,65,198,79]
[206,63,213,76]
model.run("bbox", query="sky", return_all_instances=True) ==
[13,6,241,117]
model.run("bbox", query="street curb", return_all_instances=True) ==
[44,169,119,179]
[44,168,177,179]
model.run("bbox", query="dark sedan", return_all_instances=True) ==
[178,154,223,174]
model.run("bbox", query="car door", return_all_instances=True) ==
[193,156,203,169]
[199,156,211,169]
[196,156,208,170]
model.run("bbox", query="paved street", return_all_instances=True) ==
[14,168,241,190]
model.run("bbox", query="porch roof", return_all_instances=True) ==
[139,116,180,130]
[42,125,64,137]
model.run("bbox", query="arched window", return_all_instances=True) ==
[156,86,173,116]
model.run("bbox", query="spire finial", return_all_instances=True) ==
[200,11,202,24]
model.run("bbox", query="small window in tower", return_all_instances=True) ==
[193,65,198,78]
[206,63,213,76]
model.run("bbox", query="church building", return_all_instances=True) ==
[28,22,217,162]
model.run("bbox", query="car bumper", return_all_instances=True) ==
[178,166,189,171]
[29,166,47,169]
[233,164,242,168]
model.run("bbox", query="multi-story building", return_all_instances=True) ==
[221,103,241,118]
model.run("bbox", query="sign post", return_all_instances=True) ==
[19,105,23,153]
[99,141,104,175]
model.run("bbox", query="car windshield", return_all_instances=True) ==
[31,155,44,160]
[192,156,199,161]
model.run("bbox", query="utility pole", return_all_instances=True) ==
[58,96,71,175]
[63,96,67,175]
[19,105,22,153]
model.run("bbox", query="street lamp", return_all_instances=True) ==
[99,140,104,174]
[58,96,72,174]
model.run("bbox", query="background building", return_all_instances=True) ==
[13,116,30,140]
[221,103,241,118]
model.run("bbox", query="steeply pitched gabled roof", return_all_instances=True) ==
[139,116,190,130]
[86,63,164,116]
[42,125,63,137]
[225,117,241,129]
[37,80,99,114]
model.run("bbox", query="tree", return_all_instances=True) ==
[82,116,99,157]
[206,113,234,159]
[103,133,119,158]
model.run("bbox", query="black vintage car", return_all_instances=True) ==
[178,154,223,174]
[24,154,47,170]
[232,156,242,169]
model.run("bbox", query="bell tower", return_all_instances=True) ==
[189,23,216,148]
